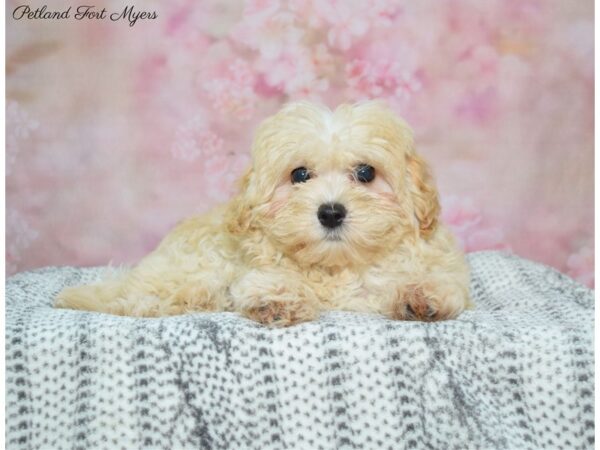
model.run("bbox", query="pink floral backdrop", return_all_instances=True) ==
[6,0,594,287]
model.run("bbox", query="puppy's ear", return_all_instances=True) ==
[225,167,254,234]
[405,152,440,238]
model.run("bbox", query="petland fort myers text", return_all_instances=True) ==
[12,5,157,27]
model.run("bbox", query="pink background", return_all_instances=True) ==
[6,0,594,287]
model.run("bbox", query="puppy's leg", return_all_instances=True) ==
[230,270,320,327]
[55,279,136,315]
[386,228,472,322]
[55,214,237,317]
[55,260,229,318]
[53,274,175,317]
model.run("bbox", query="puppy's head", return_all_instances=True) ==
[227,101,440,268]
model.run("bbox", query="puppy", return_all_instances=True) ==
[55,101,472,326]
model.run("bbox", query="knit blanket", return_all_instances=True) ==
[5,251,594,450]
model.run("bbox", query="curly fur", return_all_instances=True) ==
[55,101,472,326]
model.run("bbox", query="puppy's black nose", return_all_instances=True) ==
[317,203,347,229]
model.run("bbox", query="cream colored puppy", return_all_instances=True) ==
[55,101,472,326]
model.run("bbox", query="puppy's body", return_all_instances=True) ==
[56,102,472,326]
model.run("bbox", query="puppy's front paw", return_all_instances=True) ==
[244,299,317,327]
[392,285,436,321]
[231,271,320,327]
[391,283,469,322]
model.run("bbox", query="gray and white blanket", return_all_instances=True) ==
[5,251,594,450]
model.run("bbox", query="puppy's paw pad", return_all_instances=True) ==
[392,285,444,322]
[405,302,437,321]
[244,301,316,327]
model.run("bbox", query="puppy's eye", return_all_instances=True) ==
[291,167,311,184]
[354,164,375,183]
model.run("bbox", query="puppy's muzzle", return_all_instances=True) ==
[317,203,346,229]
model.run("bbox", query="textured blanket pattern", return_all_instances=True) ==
[6,251,594,450]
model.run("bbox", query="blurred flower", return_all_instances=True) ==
[256,44,329,97]
[456,45,499,79]
[6,101,39,176]
[325,10,369,50]
[368,0,403,25]
[347,59,422,104]
[233,2,303,58]
[244,0,281,16]
[455,87,498,124]
[441,196,510,252]
[172,116,224,162]
[310,0,401,50]
[202,58,258,119]
[441,196,482,232]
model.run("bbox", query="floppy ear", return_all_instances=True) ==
[405,152,440,239]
